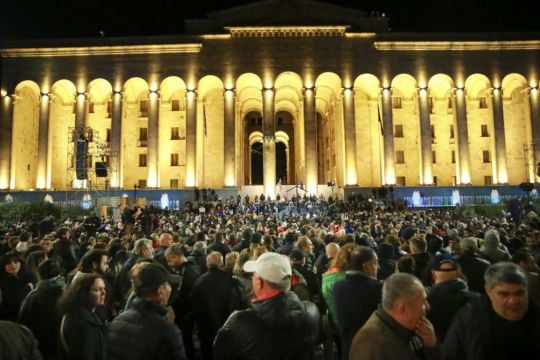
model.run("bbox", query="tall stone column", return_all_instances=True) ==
[342,88,357,186]
[0,94,13,189]
[36,93,50,189]
[381,88,395,184]
[454,88,471,184]
[418,88,433,184]
[147,90,159,188]
[75,92,87,129]
[491,87,508,183]
[110,91,123,188]
[262,87,276,198]
[530,86,540,181]
[303,87,317,194]
[185,89,197,187]
[224,88,236,187]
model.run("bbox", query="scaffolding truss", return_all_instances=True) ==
[66,126,119,191]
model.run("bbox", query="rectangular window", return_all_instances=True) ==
[105,155,110,166]
[171,99,180,112]
[479,97,488,109]
[433,176,438,185]
[452,176,457,186]
[428,97,434,114]
[171,127,180,140]
[432,151,437,164]
[87,155,93,168]
[170,179,179,189]
[449,125,455,139]
[484,176,493,185]
[447,97,453,114]
[87,131,94,143]
[139,128,148,147]
[107,100,112,118]
[88,102,95,114]
[481,124,489,137]
[395,150,405,164]
[451,151,456,164]
[70,155,75,168]
[106,128,111,143]
[139,154,147,167]
[396,176,406,186]
[392,97,402,109]
[171,153,179,166]
[394,124,404,138]
[483,150,491,163]
[431,124,436,142]
[138,180,147,189]
[139,99,149,117]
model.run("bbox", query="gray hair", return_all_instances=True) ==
[206,251,223,269]
[382,273,424,311]
[484,262,528,290]
[165,243,185,257]
[133,238,153,256]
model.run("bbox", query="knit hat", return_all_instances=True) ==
[432,254,459,272]
[134,263,178,295]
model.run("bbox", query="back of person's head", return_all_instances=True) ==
[460,237,478,250]
[349,246,377,273]
[206,251,223,269]
[331,243,359,272]
[284,232,297,244]
[484,262,527,290]
[483,230,501,249]
[225,251,239,268]
[377,242,395,260]
[193,241,206,253]
[410,236,427,253]
[133,262,172,298]
[381,272,423,311]
[396,255,416,274]
[38,259,61,280]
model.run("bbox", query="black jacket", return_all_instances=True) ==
[426,279,481,342]
[0,320,43,360]
[457,250,491,294]
[443,297,540,359]
[59,308,106,360]
[213,291,320,360]
[108,298,186,360]
[18,277,65,359]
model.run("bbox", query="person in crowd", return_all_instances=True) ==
[223,251,239,276]
[192,251,245,360]
[165,243,201,359]
[409,236,434,286]
[457,236,491,294]
[290,248,320,303]
[232,249,254,302]
[396,254,416,274]
[0,252,33,321]
[189,240,209,274]
[52,228,78,276]
[426,254,481,342]
[70,249,109,284]
[207,232,232,258]
[213,252,320,359]
[58,273,107,360]
[40,236,55,256]
[349,273,441,359]
[24,250,48,285]
[314,241,339,278]
[0,320,43,360]
[18,259,65,359]
[296,235,316,271]
[480,229,511,263]
[377,242,397,280]
[153,232,173,267]
[333,245,383,360]
[321,243,357,359]
[108,262,186,360]
[511,249,540,307]
[443,262,540,359]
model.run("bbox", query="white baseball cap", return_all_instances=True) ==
[243,252,292,283]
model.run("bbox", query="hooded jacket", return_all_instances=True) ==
[213,291,320,360]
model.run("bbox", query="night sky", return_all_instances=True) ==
[0,0,538,40]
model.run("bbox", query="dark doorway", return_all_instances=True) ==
[251,142,263,184]
[276,141,287,184]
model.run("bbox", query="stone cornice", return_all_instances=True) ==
[374,40,540,51]
[225,26,349,38]
[0,44,202,58]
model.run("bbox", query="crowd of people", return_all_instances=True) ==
[0,193,539,359]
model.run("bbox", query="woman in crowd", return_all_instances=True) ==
[0,252,34,321]
[58,273,107,360]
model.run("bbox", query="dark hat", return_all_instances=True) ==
[134,263,177,295]
[290,248,307,262]
[432,254,459,272]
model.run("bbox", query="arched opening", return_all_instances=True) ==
[250,142,263,184]
[276,141,287,184]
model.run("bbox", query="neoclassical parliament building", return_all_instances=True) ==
[1,0,540,199]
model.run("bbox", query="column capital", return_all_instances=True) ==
[341,87,355,96]
[263,135,276,142]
